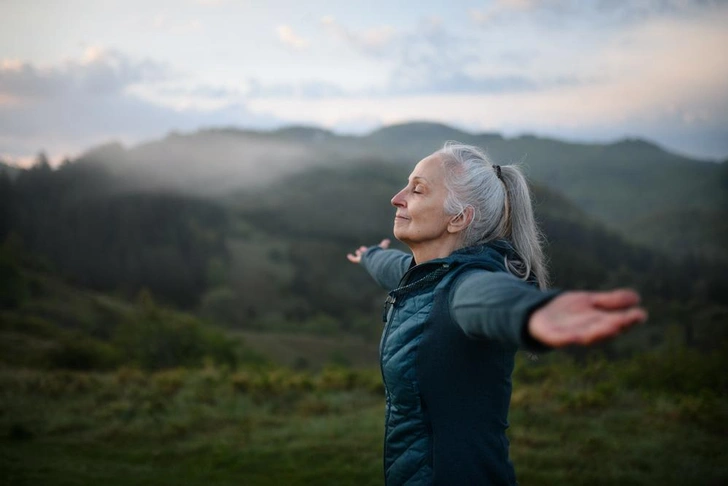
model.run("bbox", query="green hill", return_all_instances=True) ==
[6,151,728,302]
[57,122,726,260]
[0,240,264,371]
[2,126,726,355]
[356,124,725,258]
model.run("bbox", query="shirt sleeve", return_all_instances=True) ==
[449,269,562,352]
[360,246,413,291]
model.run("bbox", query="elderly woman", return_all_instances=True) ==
[347,142,647,486]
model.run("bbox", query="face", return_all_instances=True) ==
[391,154,453,247]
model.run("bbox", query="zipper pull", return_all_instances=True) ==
[382,294,396,322]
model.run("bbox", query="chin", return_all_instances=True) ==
[392,230,410,245]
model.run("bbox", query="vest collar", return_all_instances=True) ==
[401,239,516,287]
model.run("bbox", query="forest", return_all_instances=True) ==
[1,122,726,485]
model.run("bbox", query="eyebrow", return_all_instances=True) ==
[410,176,428,184]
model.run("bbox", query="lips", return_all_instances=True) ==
[395,214,410,221]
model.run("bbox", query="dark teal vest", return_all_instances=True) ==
[381,241,521,486]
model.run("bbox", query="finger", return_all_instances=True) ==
[380,239,390,249]
[346,253,360,263]
[589,289,641,310]
[618,307,648,328]
[574,308,648,345]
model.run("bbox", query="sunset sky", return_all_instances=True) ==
[1,0,727,165]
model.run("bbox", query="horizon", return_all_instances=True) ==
[3,119,722,170]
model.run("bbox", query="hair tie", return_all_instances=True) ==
[493,164,509,233]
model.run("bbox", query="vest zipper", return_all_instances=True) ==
[381,295,396,322]
[378,261,450,482]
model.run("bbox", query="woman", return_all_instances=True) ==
[346,142,647,485]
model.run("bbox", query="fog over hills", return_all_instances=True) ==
[48,121,725,260]
[5,121,724,261]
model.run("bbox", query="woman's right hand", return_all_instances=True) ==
[528,289,647,347]
[346,239,390,264]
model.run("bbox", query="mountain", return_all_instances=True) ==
[359,124,724,228]
[365,121,483,149]
[61,122,725,260]
[3,147,727,357]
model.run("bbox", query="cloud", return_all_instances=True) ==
[591,7,728,105]
[0,92,281,161]
[247,5,728,159]
[470,0,725,26]
[386,17,588,96]
[595,0,724,19]
[320,16,397,56]
[118,82,253,114]
[3,4,726,162]
[0,49,280,160]
[318,16,558,97]
[0,47,167,100]
[384,19,506,95]
[470,0,568,24]
[276,25,310,51]
[149,14,203,34]
[246,79,345,99]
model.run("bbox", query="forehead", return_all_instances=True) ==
[410,154,445,182]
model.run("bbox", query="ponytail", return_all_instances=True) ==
[499,165,549,289]
[437,142,549,289]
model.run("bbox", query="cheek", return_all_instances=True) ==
[416,205,449,229]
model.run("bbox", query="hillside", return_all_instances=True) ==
[0,241,266,370]
[4,149,727,347]
[58,122,726,260]
[222,164,728,355]
[357,124,726,258]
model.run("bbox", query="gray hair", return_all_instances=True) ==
[436,141,549,289]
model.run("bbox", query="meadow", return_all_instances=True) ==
[2,346,726,486]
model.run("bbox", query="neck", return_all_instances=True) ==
[408,237,463,265]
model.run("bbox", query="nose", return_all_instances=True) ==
[391,188,406,208]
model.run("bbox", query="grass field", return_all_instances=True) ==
[2,351,726,486]
[234,331,379,370]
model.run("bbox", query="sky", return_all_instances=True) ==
[1,0,727,166]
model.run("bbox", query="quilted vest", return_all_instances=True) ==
[380,242,520,486]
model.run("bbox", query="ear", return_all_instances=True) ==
[447,206,474,234]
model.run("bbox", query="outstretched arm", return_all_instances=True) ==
[346,239,413,291]
[528,289,647,347]
[451,271,646,350]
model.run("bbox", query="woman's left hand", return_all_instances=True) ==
[528,289,648,347]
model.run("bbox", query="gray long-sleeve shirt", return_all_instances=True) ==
[362,246,558,351]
